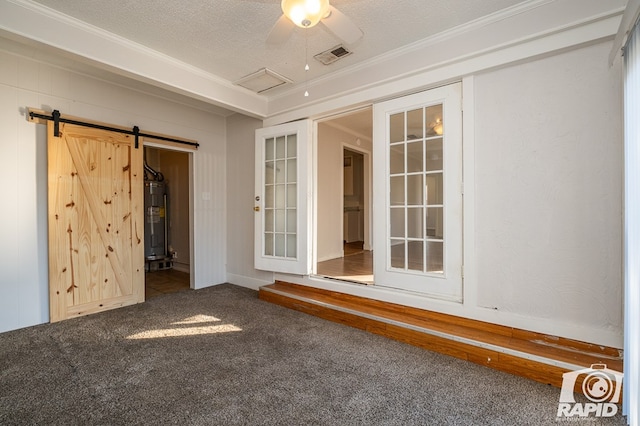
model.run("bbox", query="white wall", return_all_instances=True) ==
[0,51,48,332]
[317,123,372,262]
[225,113,274,290]
[472,41,623,338]
[0,45,227,332]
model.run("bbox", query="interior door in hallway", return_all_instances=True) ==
[47,121,144,322]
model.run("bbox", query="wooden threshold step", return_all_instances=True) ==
[258,281,623,390]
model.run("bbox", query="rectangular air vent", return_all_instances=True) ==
[233,68,292,93]
[314,45,352,65]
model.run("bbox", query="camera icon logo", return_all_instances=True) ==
[557,363,623,418]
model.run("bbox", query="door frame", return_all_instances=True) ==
[341,143,372,253]
[143,141,196,289]
[271,79,473,320]
[306,84,465,302]
[311,107,373,276]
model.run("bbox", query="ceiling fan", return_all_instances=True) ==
[267,0,364,45]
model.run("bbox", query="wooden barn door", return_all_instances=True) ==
[47,121,144,322]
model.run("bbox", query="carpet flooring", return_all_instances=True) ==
[0,284,627,425]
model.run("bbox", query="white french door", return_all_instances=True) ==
[255,120,313,275]
[373,83,463,301]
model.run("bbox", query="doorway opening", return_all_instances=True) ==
[316,108,373,284]
[143,146,192,298]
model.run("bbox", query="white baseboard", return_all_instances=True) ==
[227,273,274,291]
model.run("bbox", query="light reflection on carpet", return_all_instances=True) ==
[127,314,242,339]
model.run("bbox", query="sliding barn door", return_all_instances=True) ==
[48,121,144,322]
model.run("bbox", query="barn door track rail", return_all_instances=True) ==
[27,108,199,150]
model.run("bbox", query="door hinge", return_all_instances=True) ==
[461,265,464,279]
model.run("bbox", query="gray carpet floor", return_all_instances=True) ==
[0,284,627,425]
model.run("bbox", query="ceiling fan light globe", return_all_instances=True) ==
[281,0,329,28]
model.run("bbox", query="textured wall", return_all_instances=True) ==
[473,41,623,337]
[225,113,274,289]
[0,46,227,332]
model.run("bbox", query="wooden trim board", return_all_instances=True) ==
[259,281,623,392]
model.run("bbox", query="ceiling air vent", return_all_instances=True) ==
[314,45,352,65]
[233,68,292,93]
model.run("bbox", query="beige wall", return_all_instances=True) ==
[317,123,372,261]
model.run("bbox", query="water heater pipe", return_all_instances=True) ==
[144,159,164,182]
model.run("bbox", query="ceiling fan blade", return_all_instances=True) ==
[321,5,363,44]
[266,14,294,44]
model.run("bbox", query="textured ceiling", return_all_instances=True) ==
[30,0,529,95]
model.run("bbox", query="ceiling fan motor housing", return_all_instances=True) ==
[281,0,330,28]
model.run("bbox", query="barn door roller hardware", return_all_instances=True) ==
[27,109,199,149]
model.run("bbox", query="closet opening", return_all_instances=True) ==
[143,146,192,298]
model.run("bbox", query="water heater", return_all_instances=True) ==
[144,181,167,260]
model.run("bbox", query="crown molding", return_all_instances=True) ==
[609,0,640,64]
[0,0,268,117]
[0,0,626,122]
[270,0,556,101]
[265,0,624,123]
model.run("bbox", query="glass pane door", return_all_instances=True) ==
[255,120,312,275]
[263,134,297,258]
[373,84,463,301]
[389,104,444,274]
